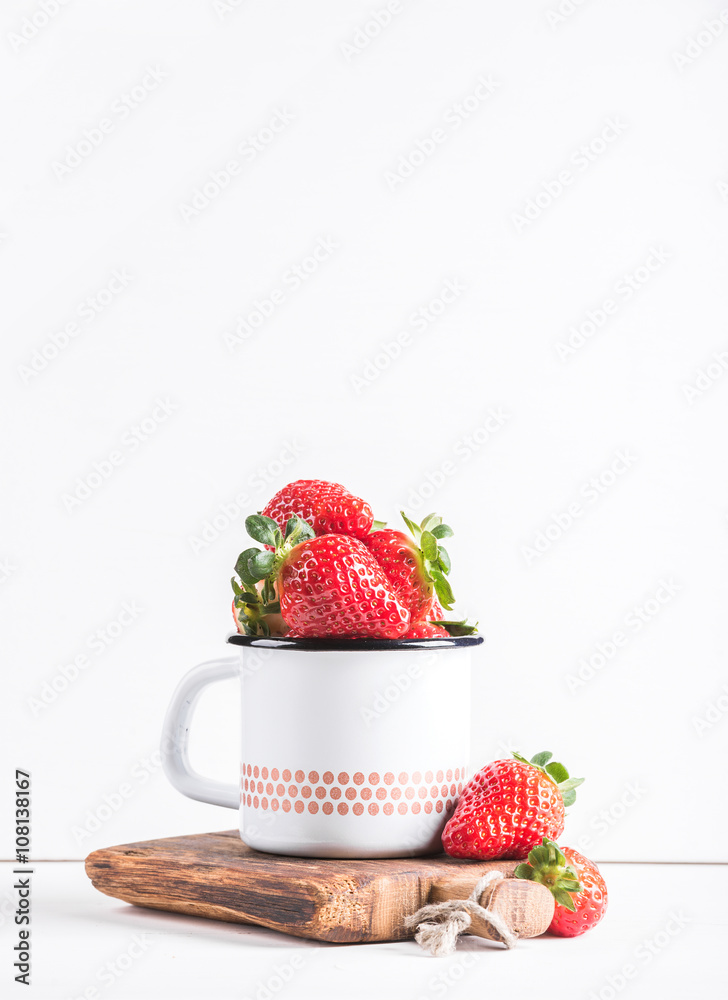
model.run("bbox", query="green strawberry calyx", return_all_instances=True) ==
[399,511,458,611]
[430,618,479,637]
[231,513,315,636]
[512,750,585,808]
[514,837,582,911]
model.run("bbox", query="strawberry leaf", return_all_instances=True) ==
[530,751,553,768]
[400,511,422,543]
[430,568,454,610]
[553,889,577,911]
[528,844,552,867]
[235,547,262,588]
[437,546,451,574]
[399,511,465,612]
[514,863,534,880]
[558,777,585,793]
[248,550,276,581]
[431,618,479,636]
[421,530,438,562]
[515,837,583,911]
[560,878,582,892]
[283,514,315,545]
[246,514,282,547]
[421,513,443,532]
[545,761,569,783]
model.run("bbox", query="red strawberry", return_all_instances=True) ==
[515,839,608,937]
[277,534,410,638]
[231,514,318,636]
[442,752,584,860]
[364,512,459,618]
[233,509,475,639]
[364,529,433,622]
[404,621,450,638]
[261,480,373,540]
[420,596,445,623]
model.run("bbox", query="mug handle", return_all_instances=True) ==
[161,656,240,809]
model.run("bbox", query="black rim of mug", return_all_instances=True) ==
[226,633,484,652]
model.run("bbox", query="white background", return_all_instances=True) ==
[3,0,728,871]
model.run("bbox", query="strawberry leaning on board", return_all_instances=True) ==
[515,838,609,937]
[441,751,584,860]
[230,478,477,639]
[438,750,608,940]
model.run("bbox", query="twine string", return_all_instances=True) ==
[405,871,517,957]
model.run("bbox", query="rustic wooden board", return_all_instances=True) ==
[85,830,547,944]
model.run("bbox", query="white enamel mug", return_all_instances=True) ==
[161,634,482,858]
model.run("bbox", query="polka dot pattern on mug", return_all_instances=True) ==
[241,764,466,815]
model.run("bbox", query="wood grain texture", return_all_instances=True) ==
[85,830,545,944]
[429,871,555,939]
[473,879,554,941]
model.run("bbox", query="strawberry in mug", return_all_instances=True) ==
[230,479,477,640]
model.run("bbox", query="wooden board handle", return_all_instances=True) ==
[428,872,554,941]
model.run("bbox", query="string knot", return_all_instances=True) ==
[405,871,517,957]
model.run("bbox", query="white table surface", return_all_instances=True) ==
[4,861,723,1000]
